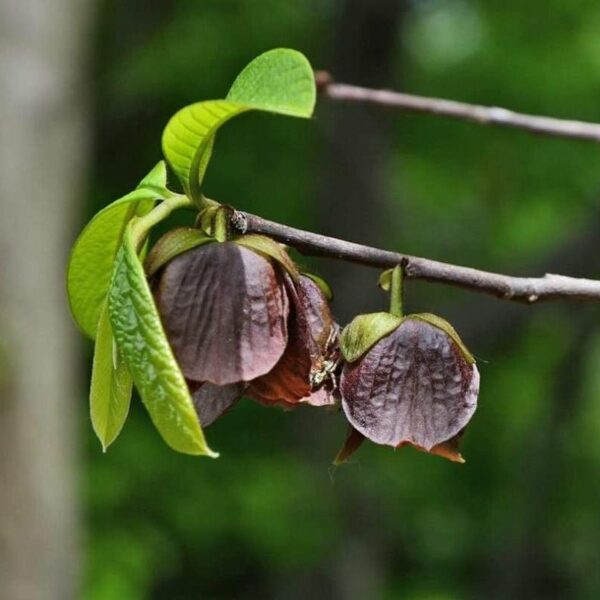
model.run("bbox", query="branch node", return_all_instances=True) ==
[229,210,248,235]
[314,70,334,92]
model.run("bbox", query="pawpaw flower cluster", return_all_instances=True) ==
[337,310,479,463]
[147,227,339,426]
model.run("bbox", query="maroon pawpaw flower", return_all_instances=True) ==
[337,312,479,463]
[149,229,338,426]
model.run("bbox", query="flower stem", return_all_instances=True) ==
[131,194,193,249]
[213,207,229,242]
[389,265,404,317]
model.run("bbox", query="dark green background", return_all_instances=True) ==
[82,1,600,598]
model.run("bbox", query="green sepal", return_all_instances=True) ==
[378,268,393,291]
[162,48,316,199]
[90,302,133,451]
[145,228,215,277]
[301,271,334,301]
[67,162,169,338]
[108,221,217,457]
[340,312,403,363]
[234,234,299,280]
[409,313,476,364]
[196,203,221,237]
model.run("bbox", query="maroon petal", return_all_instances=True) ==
[341,318,479,451]
[333,426,366,465]
[249,275,338,406]
[155,242,289,385]
[191,381,245,427]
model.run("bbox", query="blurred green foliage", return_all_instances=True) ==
[83,1,600,598]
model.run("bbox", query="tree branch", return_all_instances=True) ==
[232,211,600,303]
[315,72,600,143]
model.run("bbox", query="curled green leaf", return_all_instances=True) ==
[108,222,217,457]
[67,162,168,338]
[227,47,316,116]
[162,48,316,198]
[90,302,133,451]
[340,312,403,363]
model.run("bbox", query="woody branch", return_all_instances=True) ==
[231,211,600,304]
[224,76,600,304]
[315,71,600,143]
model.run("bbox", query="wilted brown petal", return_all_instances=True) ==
[155,242,289,385]
[341,318,479,451]
[249,275,338,406]
[190,381,245,427]
[334,426,366,465]
[397,429,466,463]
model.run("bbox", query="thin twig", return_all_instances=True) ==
[315,72,600,143]
[233,211,600,303]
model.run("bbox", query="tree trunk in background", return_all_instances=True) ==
[319,2,405,599]
[318,0,405,323]
[0,1,92,598]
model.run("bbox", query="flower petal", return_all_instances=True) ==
[341,317,479,450]
[249,275,338,406]
[155,242,289,385]
[190,381,245,427]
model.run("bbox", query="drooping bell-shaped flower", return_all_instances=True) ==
[336,267,479,463]
[148,225,339,427]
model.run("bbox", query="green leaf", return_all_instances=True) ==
[162,48,315,197]
[227,48,316,116]
[108,222,217,457]
[409,313,476,364]
[145,227,215,277]
[340,312,403,363]
[90,302,133,451]
[138,161,170,195]
[67,162,169,338]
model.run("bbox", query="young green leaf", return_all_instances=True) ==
[226,48,316,116]
[108,222,217,457]
[162,48,316,198]
[90,302,133,451]
[138,161,171,197]
[67,162,169,338]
